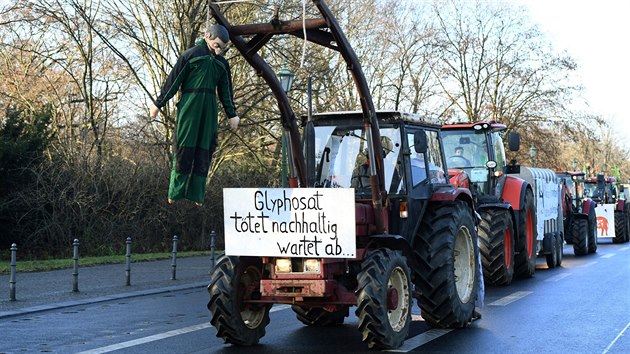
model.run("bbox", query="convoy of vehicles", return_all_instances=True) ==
[205,0,628,350]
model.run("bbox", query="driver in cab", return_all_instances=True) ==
[448,146,472,167]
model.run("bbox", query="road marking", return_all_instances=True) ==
[578,261,598,268]
[602,321,630,354]
[601,253,615,259]
[387,329,453,352]
[619,247,630,251]
[488,291,532,306]
[77,304,291,354]
[545,273,572,282]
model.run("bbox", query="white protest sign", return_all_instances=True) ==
[223,188,356,258]
[595,204,615,239]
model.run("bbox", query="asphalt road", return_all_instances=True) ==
[1,242,628,354]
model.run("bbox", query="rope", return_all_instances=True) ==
[299,0,307,68]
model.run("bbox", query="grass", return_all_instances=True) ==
[0,250,213,274]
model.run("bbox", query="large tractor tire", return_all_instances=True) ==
[207,255,271,346]
[355,248,412,349]
[478,208,514,285]
[414,201,480,328]
[572,218,589,256]
[588,208,598,253]
[515,189,537,278]
[613,210,627,243]
[292,305,348,326]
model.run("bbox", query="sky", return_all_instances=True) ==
[518,0,630,152]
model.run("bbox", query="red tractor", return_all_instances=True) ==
[584,174,629,243]
[206,1,482,350]
[556,171,597,255]
[441,122,548,286]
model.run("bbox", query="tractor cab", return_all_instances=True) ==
[306,111,449,241]
[441,121,517,203]
[585,174,617,204]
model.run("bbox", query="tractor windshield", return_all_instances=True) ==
[441,130,489,169]
[313,126,401,193]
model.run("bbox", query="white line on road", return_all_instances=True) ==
[545,273,572,282]
[619,247,630,251]
[578,261,599,268]
[387,329,453,352]
[601,253,616,259]
[488,291,532,306]
[602,321,630,354]
[77,304,291,354]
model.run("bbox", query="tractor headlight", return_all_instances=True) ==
[275,258,292,273]
[303,259,321,273]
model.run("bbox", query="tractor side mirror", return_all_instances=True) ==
[508,132,520,151]
[414,130,427,153]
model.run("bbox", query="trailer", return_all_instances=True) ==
[514,167,567,263]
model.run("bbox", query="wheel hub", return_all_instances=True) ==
[387,288,399,310]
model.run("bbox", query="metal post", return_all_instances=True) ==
[125,237,132,286]
[210,230,216,269]
[171,235,178,280]
[9,243,17,301]
[72,239,79,292]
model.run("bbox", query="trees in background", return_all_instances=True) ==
[0,0,627,257]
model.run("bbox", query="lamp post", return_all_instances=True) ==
[572,158,578,171]
[277,64,295,188]
[529,145,537,166]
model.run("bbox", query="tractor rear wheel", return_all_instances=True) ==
[572,218,589,256]
[355,248,412,349]
[414,201,479,328]
[292,305,348,326]
[613,211,627,243]
[515,189,537,278]
[478,209,514,285]
[207,255,271,346]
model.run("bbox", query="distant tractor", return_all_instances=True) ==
[441,122,543,286]
[584,174,629,243]
[556,171,598,255]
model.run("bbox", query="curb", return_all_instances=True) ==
[0,281,209,320]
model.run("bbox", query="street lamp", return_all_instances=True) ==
[529,145,537,166]
[278,63,295,94]
[277,64,295,187]
[572,158,578,171]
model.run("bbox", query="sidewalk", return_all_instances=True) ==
[0,255,216,319]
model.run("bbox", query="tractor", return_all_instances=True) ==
[441,121,561,285]
[206,1,482,350]
[584,174,629,243]
[556,171,597,255]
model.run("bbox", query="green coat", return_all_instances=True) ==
[155,40,237,203]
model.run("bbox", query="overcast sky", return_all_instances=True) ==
[518,0,630,152]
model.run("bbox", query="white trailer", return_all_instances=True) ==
[514,167,565,267]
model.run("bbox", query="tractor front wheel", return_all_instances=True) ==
[207,255,271,346]
[356,248,412,349]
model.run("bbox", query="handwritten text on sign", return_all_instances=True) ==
[223,188,356,258]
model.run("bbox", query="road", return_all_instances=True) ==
[2,242,629,354]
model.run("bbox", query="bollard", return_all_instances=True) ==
[72,239,79,292]
[9,243,17,301]
[210,230,216,269]
[171,235,178,280]
[125,237,132,286]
